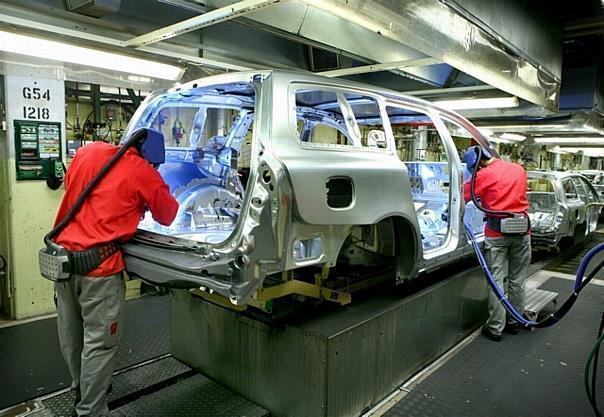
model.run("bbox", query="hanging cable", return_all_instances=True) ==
[468,146,515,218]
[592,312,604,409]
[465,221,604,328]
[585,312,604,417]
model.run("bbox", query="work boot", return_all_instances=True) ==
[481,327,502,342]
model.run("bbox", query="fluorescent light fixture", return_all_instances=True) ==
[0,30,183,81]
[547,146,569,154]
[478,128,493,137]
[127,75,152,83]
[534,137,604,144]
[488,137,513,144]
[434,96,519,110]
[500,132,526,141]
[158,0,208,13]
[476,123,566,130]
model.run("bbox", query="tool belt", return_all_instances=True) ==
[486,215,530,236]
[39,241,120,282]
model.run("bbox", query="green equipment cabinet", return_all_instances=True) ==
[14,120,63,181]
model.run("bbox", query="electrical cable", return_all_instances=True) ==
[591,312,604,408]
[585,315,604,417]
[465,221,604,328]
[468,146,516,218]
[45,128,148,244]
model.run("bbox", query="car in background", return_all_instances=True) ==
[119,70,490,311]
[575,170,604,202]
[527,171,600,250]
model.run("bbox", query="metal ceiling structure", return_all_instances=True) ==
[0,0,601,142]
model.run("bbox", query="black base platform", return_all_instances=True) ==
[171,267,488,417]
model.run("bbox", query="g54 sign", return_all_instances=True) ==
[21,83,52,120]
[4,64,65,159]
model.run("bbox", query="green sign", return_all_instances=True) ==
[14,120,62,181]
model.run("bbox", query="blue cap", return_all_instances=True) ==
[136,128,165,165]
[462,145,493,172]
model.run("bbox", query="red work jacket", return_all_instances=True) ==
[463,159,529,238]
[54,142,178,276]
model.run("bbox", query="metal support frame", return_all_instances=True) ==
[402,84,498,96]
[126,89,141,108]
[192,264,351,313]
[124,0,281,47]
[247,279,352,312]
[319,57,441,78]
[90,84,101,124]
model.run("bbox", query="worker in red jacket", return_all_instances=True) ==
[462,146,531,342]
[53,128,178,417]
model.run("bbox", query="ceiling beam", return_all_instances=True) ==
[0,12,252,71]
[294,0,559,110]
[402,84,498,96]
[564,16,604,38]
[318,57,441,77]
[124,0,281,47]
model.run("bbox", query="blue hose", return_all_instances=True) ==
[464,220,604,328]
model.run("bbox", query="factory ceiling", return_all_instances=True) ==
[0,0,602,136]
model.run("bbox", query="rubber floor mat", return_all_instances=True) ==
[384,277,604,417]
[0,295,170,410]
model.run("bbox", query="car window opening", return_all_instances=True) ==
[132,82,256,244]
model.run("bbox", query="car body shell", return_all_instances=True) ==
[527,171,600,249]
[574,170,604,204]
[120,70,494,306]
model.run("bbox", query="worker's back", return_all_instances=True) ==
[54,141,178,276]
[470,158,529,214]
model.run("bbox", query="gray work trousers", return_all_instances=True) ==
[483,234,531,335]
[55,273,125,417]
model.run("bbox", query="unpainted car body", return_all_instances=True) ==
[574,170,604,202]
[527,171,600,250]
[120,70,492,309]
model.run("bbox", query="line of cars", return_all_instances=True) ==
[527,170,601,251]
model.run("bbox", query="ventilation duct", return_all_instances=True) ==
[63,0,122,17]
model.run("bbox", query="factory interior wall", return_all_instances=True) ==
[0,88,12,315]
[3,59,66,319]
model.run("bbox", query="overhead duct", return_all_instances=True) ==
[208,0,561,110]
[63,0,121,17]
[474,112,604,136]
[559,67,604,113]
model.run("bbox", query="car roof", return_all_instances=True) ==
[173,69,473,123]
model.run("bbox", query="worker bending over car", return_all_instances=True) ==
[52,128,178,416]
